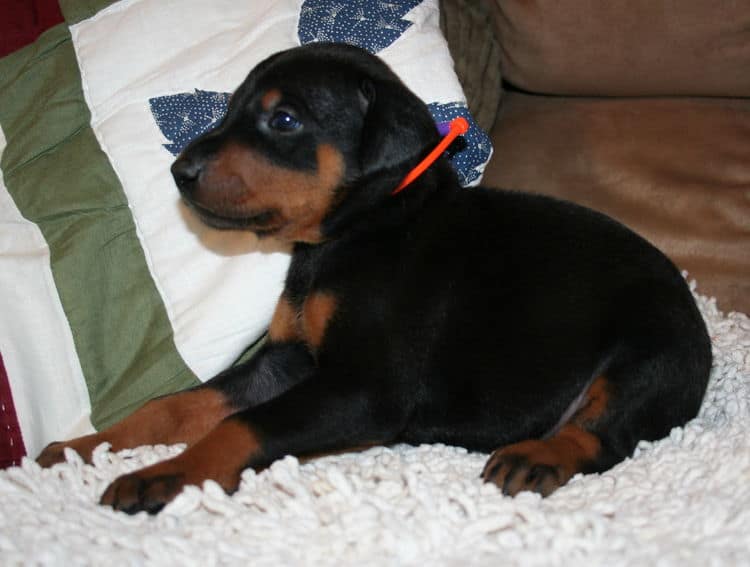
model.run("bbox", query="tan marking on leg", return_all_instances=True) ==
[172,418,262,490]
[573,375,610,425]
[269,294,301,343]
[109,388,235,449]
[302,292,337,349]
[482,423,601,496]
[37,388,234,466]
[553,423,602,470]
[100,419,263,512]
[481,377,611,497]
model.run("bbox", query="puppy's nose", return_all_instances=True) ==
[171,156,203,192]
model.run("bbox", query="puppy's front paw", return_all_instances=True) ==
[36,435,103,467]
[100,470,187,515]
[36,441,68,468]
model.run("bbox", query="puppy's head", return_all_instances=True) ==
[171,43,440,243]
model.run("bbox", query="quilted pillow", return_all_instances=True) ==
[0,0,492,462]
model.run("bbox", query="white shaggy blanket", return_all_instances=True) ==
[2,284,749,566]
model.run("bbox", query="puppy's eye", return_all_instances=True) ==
[268,110,302,132]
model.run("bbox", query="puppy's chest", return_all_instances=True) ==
[270,241,402,351]
[268,288,337,352]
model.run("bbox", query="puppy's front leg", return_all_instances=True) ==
[100,374,400,514]
[35,386,235,467]
[36,341,313,467]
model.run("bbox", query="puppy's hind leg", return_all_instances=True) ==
[481,375,612,497]
[482,319,711,497]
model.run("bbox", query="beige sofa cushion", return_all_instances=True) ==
[482,92,750,314]
[495,1,750,97]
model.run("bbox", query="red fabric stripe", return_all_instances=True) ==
[0,0,62,467]
[0,0,62,465]
[0,0,65,57]
[0,352,27,468]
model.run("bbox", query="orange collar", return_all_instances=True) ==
[392,117,469,195]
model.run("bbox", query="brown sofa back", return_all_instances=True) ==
[475,1,750,313]
[495,1,750,97]
[484,94,750,313]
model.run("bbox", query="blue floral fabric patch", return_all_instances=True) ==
[298,0,423,52]
[428,102,492,186]
[149,90,230,156]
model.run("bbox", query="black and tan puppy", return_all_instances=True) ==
[38,43,712,514]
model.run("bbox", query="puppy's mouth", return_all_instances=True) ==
[182,198,282,235]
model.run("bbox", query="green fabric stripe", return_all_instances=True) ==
[0,24,199,429]
[59,0,118,25]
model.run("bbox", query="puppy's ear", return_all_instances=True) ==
[358,78,437,179]
[358,78,376,113]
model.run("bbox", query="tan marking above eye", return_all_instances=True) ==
[261,88,282,111]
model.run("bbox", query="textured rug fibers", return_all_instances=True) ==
[2,284,749,566]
